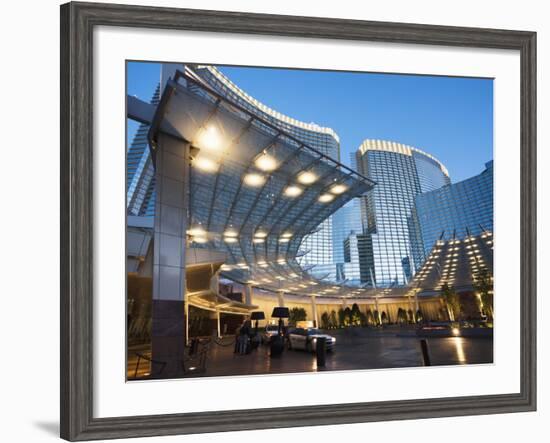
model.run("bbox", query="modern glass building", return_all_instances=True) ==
[355,140,450,287]
[126,86,159,216]
[413,160,493,258]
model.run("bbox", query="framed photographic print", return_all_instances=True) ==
[60,1,536,440]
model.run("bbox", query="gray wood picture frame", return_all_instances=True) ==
[60,1,537,441]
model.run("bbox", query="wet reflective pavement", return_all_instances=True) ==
[162,329,492,379]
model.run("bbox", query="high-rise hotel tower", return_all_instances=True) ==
[355,140,450,287]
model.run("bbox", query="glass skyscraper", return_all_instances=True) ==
[126,86,159,216]
[355,140,450,287]
[413,160,493,258]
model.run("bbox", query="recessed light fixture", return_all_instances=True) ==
[254,230,267,238]
[224,237,238,243]
[297,170,318,185]
[192,236,208,244]
[187,226,206,236]
[224,229,238,237]
[279,238,290,243]
[192,155,219,173]
[284,185,303,197]
[330,183,348,194]
[198,125,222,151]
[243,173,266,187]
[318,193,334,203]
[255,153,278,171]
[281,232,293,238]
[253,238,265,244]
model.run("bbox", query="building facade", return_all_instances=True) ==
[413,160,493,258]
[355,140,450,287]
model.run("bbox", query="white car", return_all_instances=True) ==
[287,328,336,353]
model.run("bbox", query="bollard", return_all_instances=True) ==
[316,337,326,368]
[420,339,431,366]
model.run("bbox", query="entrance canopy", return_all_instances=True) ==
[147,68,376,298]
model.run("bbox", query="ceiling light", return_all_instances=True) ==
[330,184,348,194]
[318,193,334,203]
[255,153,278,171]
[192,236,208,244]
[243,173,266,187]
[254,230,267,238]
[224,229,238,237]
[187,226,207,236]
[297,171,318,185]
[224,237,238,243]
[284,185,303,197]
[197,126,222,151]
[279,238,290,243]
[253,238,265,244]
[192,155,219,173]
[281,232,293,238]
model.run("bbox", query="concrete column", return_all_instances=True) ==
[414,290,420,313]
[244,284,254,305]
[151,134,190,377]
[216,310,221,338]
[374,296,381,325]
[311,295,318,328]
[277,290,285,307]
[184,300,189,346]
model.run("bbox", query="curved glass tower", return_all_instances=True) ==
[414,160,493,257]
[355,140,450,287]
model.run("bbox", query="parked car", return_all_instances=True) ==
[261,324,280,344]
[287,328,335,353]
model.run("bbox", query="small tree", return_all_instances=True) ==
[320,312,330,329]
[474,267,493,320]
[442,283,461,321]
[288,307,307,326]
[350,303,362,326]
[397,308,407,325]
[329,310,338,329]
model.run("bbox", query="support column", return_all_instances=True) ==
[244,284,254,305]
[151,134,190,377]
[277,290,285,307]
[414,290,420,313]
[374,296,381,325]
[216,309,221,338]
[311,295,318,328]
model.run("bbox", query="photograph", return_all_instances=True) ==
[126,62,494,380]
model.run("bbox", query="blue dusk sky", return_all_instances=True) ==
[127,62,493,182]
